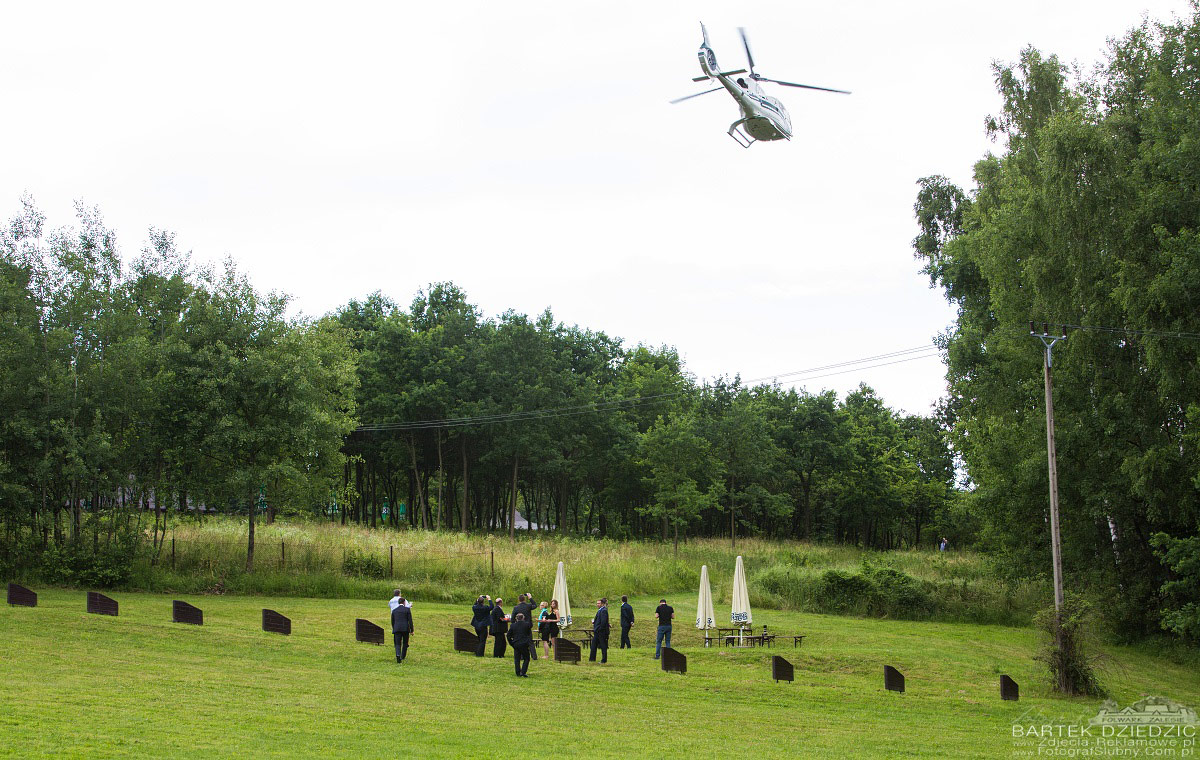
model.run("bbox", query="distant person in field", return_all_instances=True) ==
[490,598,509,658]
[619,594,634,649]
[471,595,493,657]
[939,537,948,552]
[654,598,675,659]
[389,588,412,611]
[391,596,414,663]
[589,598,610,664]
[508,612,533,677]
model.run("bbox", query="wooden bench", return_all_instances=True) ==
[661,647,687,675]
[789,635,806,648]
[554,637,582,664]
[87,591,118,616]
[172,600,203,625]
[723,633,764,647]
[262,609,291,635]
[453,627,479,653]
[7,583,36,607]
[355,618,384,645]
[772,655,794,683]
[1000,674,1019,701]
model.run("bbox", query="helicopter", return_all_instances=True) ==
[671,24,850,148]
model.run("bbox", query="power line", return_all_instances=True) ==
[354,345,941,433]
[1051,322,1200,342]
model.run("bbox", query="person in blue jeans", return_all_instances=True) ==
[654,598,675,659]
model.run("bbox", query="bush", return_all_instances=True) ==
[1034,596,1107,697]
[38,542,137,588]
[817,570,874,613]
[342,549,388,579]
[861,563,937,618]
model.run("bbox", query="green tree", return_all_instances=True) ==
[638,413,722,554]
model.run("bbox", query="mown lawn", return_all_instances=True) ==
[1,590,1196,758]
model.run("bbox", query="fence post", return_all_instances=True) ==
[171,537,175,570]
[281,540,286,569]
[390,545,394,577]
[491,549,494,578]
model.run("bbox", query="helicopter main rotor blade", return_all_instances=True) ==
[669,86,723,104]
[756,76,850,94]
[692,69,746,82]
[737,27,756,74]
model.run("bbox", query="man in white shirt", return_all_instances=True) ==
[389,589,412,611]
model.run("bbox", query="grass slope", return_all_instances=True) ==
[2,590,1197,758]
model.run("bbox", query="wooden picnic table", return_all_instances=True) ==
[723,634,765,648]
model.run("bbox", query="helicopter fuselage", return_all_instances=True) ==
[697,41,792,143]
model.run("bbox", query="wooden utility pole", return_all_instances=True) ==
[1032,322,1067,659]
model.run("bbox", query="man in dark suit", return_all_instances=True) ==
[507,612,534,677]
[471,595,493,657]
[490,598,509,658]
[589,598,610,664]
[510,594,537,660]
[619,595,634,649]
[391,597,414,663]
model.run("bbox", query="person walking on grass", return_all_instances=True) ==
[589,598,610,664]
[389,588,412,612]
[490,598,509,658]
[619,595,634,649]
[391,597,414,663]
[654,598,675,660]
[471,595,493,657]
[508,612,533,677]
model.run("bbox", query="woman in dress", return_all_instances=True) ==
[541,599,560,658]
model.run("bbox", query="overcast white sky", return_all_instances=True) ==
[2,1,1193,415]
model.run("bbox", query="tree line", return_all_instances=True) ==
[0,201,957,575]
[912,10,1200,640]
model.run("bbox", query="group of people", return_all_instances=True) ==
[471,593,563,675]
[387,588,681,677]
[471,593,678,676]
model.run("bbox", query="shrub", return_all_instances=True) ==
[1034,596,1107,697]
[38,542,137,588]
[816,570,874,613]
[861,563,937,618]
[342,549,388,579]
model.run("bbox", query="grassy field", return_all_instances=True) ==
[2,589,1197,758]
[115,519,1042,624]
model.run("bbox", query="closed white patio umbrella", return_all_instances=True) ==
[731,554,752,642]
[552,561,572,630]
[696,564,715,630]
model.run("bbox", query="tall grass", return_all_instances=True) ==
[117,518,1042,625]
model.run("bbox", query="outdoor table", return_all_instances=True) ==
[790,635,806,647]
[723,634,764,648]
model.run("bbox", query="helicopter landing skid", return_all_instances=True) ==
[727,119,756,148]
